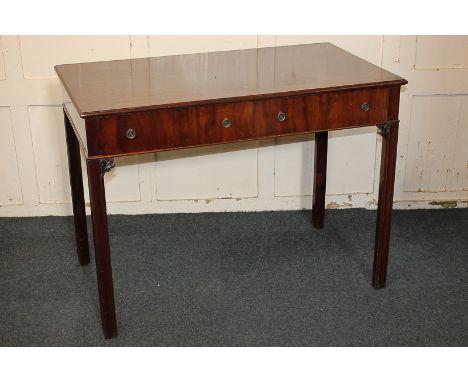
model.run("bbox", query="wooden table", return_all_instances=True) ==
[56,43,407,339]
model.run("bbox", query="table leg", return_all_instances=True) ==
[87,158,118,339]
[312,131,328,229]
[372,122,399,289]
[64,110,90,266]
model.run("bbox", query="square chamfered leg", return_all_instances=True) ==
[372,86,402,289]
[87,158,118,339]
[64,109,90,266]
[312,131,328,229]
[372,121,399,289]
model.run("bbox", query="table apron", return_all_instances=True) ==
[85,87,391,158]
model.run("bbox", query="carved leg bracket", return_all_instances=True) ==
[100,158,115,173]
[377,120,399,137]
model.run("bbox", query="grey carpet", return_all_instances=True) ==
[0,209,467,346]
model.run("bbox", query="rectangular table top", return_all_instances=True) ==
[55,43,406,118]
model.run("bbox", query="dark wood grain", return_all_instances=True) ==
[58,43,408,339]
[87,157,117,338]
[55,43,406,118]
[372,86,401,289]
[255,95,313,137]
[85,87,390,159]
[64,110,90,266]
[312,131,328,229]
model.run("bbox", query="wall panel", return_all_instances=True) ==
[449,98,468,190]
[415,36,468,69]
[148,35,258,56]
[274,128,376,196]
[404,95,467,192]
[0,36,5,80]
[19,36,132,78]
[155,143,258,200]
[0,107,22,205]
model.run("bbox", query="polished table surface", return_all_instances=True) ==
[56,43,407,339]
[56,43,405,117]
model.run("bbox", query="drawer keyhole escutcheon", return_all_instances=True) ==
[277,111,286,122]
[126,128,137,139]
[221,118,232,128]
[361,102,370,112]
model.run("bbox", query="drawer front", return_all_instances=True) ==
[89,107,196,157]
[197,101,255,143]
[90,101,255,157]
[254,96,320,138]
[254,87,389,138]
[87,87,390,157]
[321,87,389,130]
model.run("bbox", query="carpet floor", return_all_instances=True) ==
[0,208,467,346]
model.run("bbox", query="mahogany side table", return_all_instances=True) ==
[55,43,407,339]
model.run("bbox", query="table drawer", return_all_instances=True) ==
[321,87,390,129]
[196,101,255,143]
[90,101,255,157]
[254,87,389,138]
[254,96,318,138]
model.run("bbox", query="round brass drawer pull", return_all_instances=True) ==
[221,118,232,128]
[361,102,370,112]
[126,128,137,139]
[277,111,286,122]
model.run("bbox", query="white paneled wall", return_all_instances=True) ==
[19,36,132,78]
[155,143,259,201]
[414,36,468,69]
[405,96,468,192]
[0,35,467,217]
[0,37,5,80]
[0,106,22,205]
[148,35,258,56]
[274,128,377,197]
